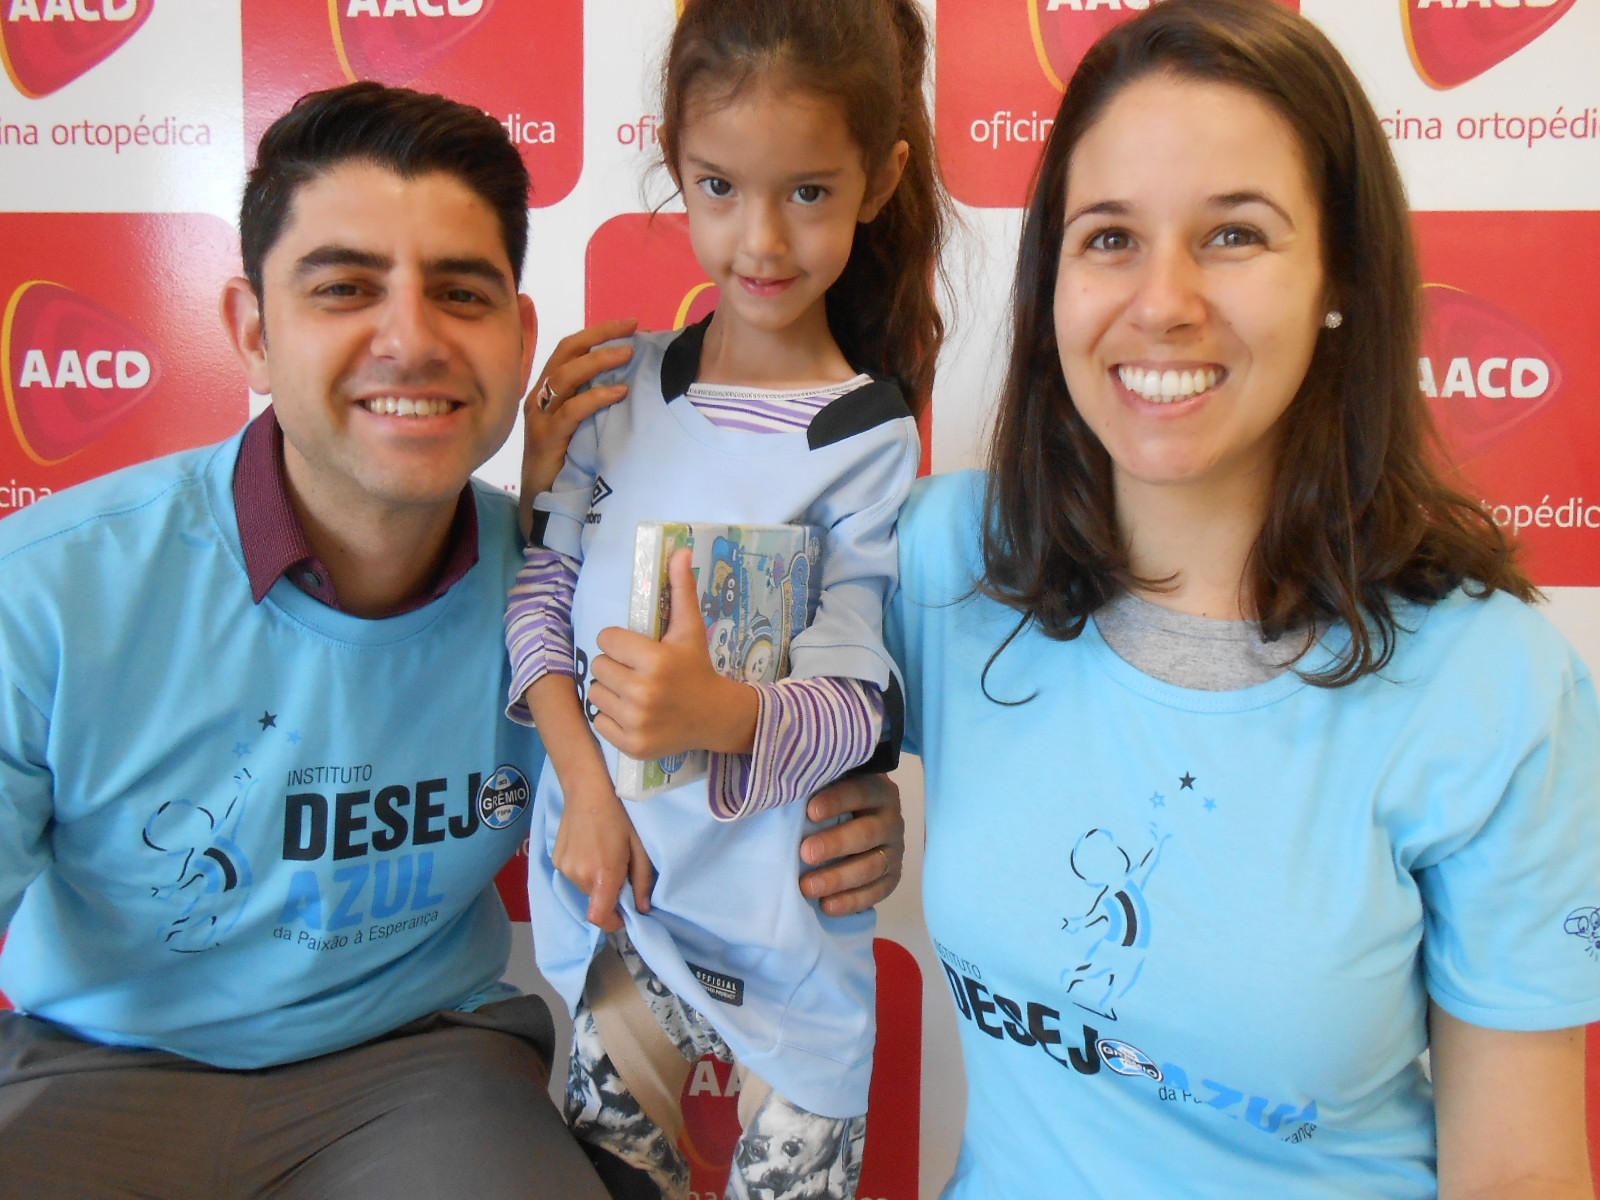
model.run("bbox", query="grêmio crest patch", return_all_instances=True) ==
[476,765,530,830]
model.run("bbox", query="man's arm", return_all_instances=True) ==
[799,774,905,917]
[0,677,53,931]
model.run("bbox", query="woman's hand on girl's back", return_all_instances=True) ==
[520,319,637,524]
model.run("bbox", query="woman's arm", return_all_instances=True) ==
[1431,1002,1594,1200]
[519,318,635,525]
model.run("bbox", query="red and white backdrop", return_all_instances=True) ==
[0,1,1594,1194]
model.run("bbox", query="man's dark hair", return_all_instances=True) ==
[240,81,530,298]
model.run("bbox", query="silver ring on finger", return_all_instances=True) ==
[535,377,562,412]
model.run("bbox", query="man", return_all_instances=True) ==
[0,82,900,1199]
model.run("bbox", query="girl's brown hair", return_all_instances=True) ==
[981,0,1533,688]
[658,0,950,415]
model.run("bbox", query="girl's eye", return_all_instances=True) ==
[698,177,733,199]
[1085,228,1133,253]
[793,184,826,205]
[1210,225,1263,249]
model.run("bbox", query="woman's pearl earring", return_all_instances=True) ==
[1323,310,1344,330]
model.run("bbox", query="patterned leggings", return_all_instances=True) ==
[564,933,867,1200]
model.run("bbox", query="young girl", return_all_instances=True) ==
[503,2,948,1195]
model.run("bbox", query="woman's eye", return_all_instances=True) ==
[1086,228,1133,253]
[698,177,733,199]
[1211,225,1263,249]
[793,184,826,204]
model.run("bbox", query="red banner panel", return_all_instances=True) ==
[1402,0,1577,90]
[586,212,717,334]
[243,0,582,210]
[0,213,245,513]
[0,0,153,99]
[935,0,1298,210]
[1414,211,1600,586]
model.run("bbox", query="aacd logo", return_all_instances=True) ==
[243,0,582,208]
[585,214,717,333]
[937,0,1301,208]
[1419,283,1561,461]
[331,0,492,88]
[1028,0,1299,93]
[1413,210,1599,587]
[0,0,152,98]
[0,213,246,509]
[1402,0,1576,90]
[3,281,159,464]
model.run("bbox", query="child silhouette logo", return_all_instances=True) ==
[1060,824,1171,1020]
[140,769,256,953]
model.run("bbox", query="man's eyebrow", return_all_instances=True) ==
[291,247,511,292]
[293,245,391,276]
[427,256,511,291]
[1209,190,1294,227]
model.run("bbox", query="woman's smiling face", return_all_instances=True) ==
[1052,73,1327,506]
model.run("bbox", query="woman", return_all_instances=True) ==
[888,0,1598,1196]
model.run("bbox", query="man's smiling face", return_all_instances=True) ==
[234,160,535,524]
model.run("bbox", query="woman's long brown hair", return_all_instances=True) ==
[980,0,1533,689]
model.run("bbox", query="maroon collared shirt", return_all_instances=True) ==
[233,408,479,616]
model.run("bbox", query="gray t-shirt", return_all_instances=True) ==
[1093,590,1311,690]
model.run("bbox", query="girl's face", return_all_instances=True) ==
[676,82,904,348]
[1052,74,1326,508]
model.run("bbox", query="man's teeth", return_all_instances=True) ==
[1117,365,1222,402]
[361,397,453,417]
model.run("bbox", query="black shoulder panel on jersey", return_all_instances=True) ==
[527,508,551,548]
[806,378,912,450]
[847,673,904,777]
[660,314,713,402]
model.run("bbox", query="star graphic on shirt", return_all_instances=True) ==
[257,711,277,730]
[287,731,302,745]
[232,742,251,758]
[1179,772,1196,790]
[1149,792,1166,809]
[1203,797,1218,812]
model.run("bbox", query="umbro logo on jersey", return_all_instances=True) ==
[584,476,611,526]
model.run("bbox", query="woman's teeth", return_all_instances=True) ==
[1118,365,1222,403]
[361,397,453,417]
